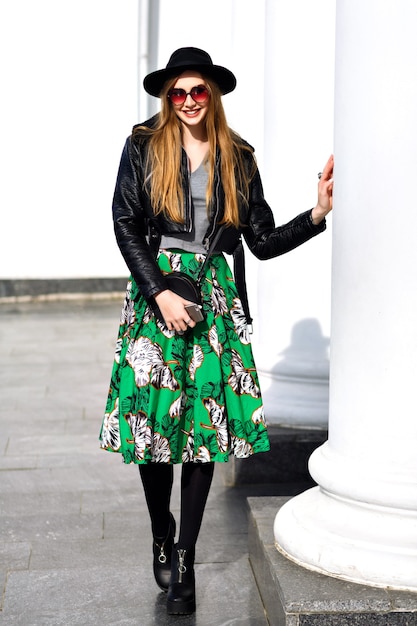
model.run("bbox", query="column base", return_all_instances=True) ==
[249,496,417,625]
[274,486,417,592]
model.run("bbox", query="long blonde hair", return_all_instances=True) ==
[133,76,255,227]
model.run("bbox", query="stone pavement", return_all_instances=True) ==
[0,297,278,626]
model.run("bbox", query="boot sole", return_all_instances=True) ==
[167,599,196,615]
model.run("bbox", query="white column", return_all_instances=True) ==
[252,0,335,428]
[274,0,417,590]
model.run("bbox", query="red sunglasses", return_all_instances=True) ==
[167,84,210,106]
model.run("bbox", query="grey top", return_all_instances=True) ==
[160,159,209,254]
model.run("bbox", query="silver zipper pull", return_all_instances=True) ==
[158,545,167,564]
[178,549,187,583]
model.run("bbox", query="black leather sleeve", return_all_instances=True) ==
[242,167,326,260]
[112,138,167,301]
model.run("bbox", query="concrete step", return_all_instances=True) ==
[248,496,417,626]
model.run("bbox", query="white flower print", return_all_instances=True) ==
[169,392,186,419]
[228,349,261,398]
[203,397,228,453]
[120,282,133,323]
[231,436,253,458]
[208,325,223,357]
[152,432,171,463]
[155,317,176,338]
[114,338,123,364]
[126,336,179,391]
[160,251,182,272]
[182,428,194,462]
[142,305,154,324]
[210,269,228,316]
[121,296,135,328]
[143,304,176,337]
[195,446,211,463]
[100,398,121,450]
[189,345,204,381]
[125,410,151,461]
[251,406,267,426]
[230,298,250,345]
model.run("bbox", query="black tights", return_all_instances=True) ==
[139,462,214,548]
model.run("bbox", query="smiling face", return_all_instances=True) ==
[169,71,210,133]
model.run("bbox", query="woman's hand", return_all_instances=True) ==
[154,289,197,333]
[311,154,334,225]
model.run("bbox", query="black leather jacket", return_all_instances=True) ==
[112,117,326,302]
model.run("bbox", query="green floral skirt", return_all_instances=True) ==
[99,250,270,464]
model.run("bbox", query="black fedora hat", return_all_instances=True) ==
[143,47,237,97]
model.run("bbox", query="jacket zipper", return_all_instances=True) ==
[203,152,222,250]
[182,149,193,234]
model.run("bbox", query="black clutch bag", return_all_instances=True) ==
[164,272,202,305]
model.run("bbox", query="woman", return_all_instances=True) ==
[100,47,333,615]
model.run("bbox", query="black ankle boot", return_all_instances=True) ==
[152,513,176,592]
[166,545,196,615]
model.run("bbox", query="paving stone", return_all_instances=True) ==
[195,532,248,565]
[0,492,81,517]
[5,434,97,457]
[80,488,143,515]
[0,513,103,543]
[0,541,31,570]
[0,466,101,494]
[1,561,267,626]
[103,510,151,540]
[29,536,148,570]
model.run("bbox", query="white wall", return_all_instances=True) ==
[0,0,137,278]
[0,0,335,293]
